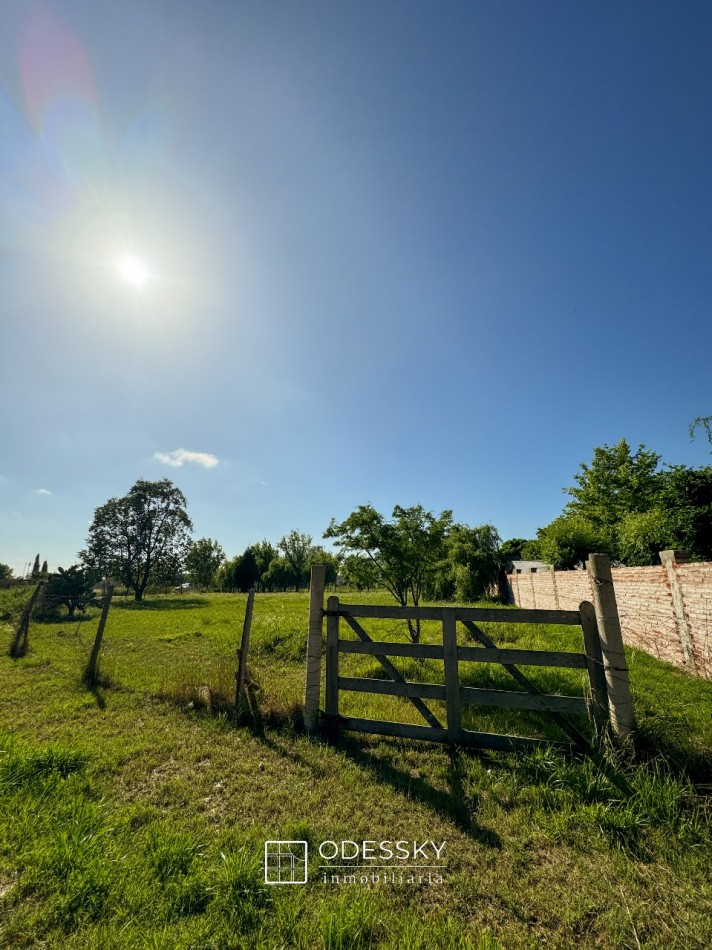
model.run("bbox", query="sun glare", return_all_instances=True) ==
[117,254,150,289]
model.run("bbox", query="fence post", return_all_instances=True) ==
[579,601,609,742]
[304,564,326,734]
[586,554,634,743]
[84,584,114,686]
[659,550,696,673]
[325,595,340,738]
[9,582,44,658]
[442,611,462,744]
[235,589,256,711]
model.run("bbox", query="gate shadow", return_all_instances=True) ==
[254,727,501,847]
[336,737,502,846]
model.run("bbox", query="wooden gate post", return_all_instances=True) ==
[587,554,634,743]
[442,613,462,744]
[579,600,609,742]
[304,564,326,734]
[325,595,340,738]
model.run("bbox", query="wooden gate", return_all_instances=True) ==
[322,598,609,753]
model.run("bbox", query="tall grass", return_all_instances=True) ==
[1,589,710,948]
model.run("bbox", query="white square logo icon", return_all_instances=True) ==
[264,841,308,884]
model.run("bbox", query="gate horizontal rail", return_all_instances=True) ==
[322,597,609,753]
[338,638,588,669]
[334,604,581,625]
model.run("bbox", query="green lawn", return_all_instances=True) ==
[0,587,710,948]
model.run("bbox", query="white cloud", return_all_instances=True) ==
[154,448,219,469]
[37,488,53,496]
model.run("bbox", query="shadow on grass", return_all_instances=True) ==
[339,738,501,845]
[114,597,211,611]
[252,721,502,846]
[633,717,712,785]
[86,683,107,710]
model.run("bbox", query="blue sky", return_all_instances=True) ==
[1,0,711,576]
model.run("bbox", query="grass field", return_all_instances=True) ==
[1,586,711,948]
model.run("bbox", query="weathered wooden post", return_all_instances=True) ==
[325,595,340,739]
[84,584,114,686]
[586,554,634,743]
[9,582,44,658]
[579,600,609,742]
[235,589,256,711]
[304,564,326,734]
[442,612,462,745]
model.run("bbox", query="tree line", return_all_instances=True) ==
[72,480,504,619]
[6,420,710,621]
[511,434,712,569]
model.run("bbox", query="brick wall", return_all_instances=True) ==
[506,558,712,678]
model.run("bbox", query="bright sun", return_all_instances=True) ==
[117,254,150,288]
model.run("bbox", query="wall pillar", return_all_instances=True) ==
[659,550,696,673]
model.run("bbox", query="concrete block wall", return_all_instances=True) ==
[507,556,711,678]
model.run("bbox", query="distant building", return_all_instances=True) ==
[505,560,551,574]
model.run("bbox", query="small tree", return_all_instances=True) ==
[325,504,452,642]
[216,548,261,592]
[40,560,48,577]
[185,538,225,590]
[30,554,41,579]
[307,546,340,587]
[279,531,313,591]
[263,556,296,592]
[535,514,609,569]
[45,566,97,621]
[251,540,278,592]
[234,547,260,592]
[0,564,13,582]
[430,523,502,603]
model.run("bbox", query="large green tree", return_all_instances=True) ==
[80,479,193,601]
[325,504,452,641]
[534,439,712,567]
[657,465,712,560]
[563,439,662,537]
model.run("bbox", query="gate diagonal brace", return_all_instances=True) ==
[461,619,591,753]
[333,610,444,731]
